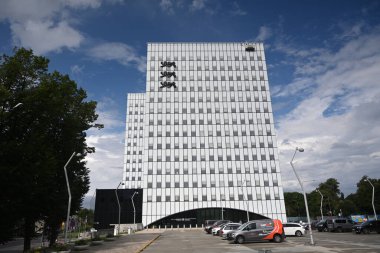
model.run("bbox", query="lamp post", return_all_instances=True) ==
[12,103,23,109]
[238,180,250,222]
[115,182,124,235]
[290,147,314,245]
[64,152,80,244]
[364,179,377,220]
[131,191,139,224]
[316,189,324,220]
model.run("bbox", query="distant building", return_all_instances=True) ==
[123,42,286,227]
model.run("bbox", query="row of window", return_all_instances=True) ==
[147,99,268,106]
[149,64,264,71]
[146,153,276,162]
[149,80,268,91]
[146,141,274,149]
[146,107,269,116]
[148,74,266,82]
[126,166,277,174]
[149,55,262,62]
[145,180,278,188]
[146,129,272,138]
[145,118,271,127]
[146,193,279,202]
[148,42,261,52]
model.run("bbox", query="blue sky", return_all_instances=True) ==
[1,0,380,207]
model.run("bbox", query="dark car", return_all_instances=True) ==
[316,220,328,232]
[352,220,380,234]
[327,218,354,232]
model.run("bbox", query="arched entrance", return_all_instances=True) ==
[148,207,269,228]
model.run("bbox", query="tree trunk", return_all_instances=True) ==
[48,221,60,247]
[23,217,33,252]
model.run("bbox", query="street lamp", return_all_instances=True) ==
[238,180,250,222]
[115,182,124,235]
[364,179,377,220]
[64,152,81,244]
[316,189,324,220]
[131,191,139,224]
[12,103,23,109]
[290,147,315,245]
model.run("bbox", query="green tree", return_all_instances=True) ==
[284,192,305,217]
[354,176,380,215]
[77,208,94,230]
[317,178,341,216]
[0,48,100,251]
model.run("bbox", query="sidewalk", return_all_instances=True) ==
[88,231,161,253]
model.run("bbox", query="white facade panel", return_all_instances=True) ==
[124,42,287,226]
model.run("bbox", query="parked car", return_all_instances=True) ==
[204,220,218,233]
[316,220,328,232]
[205,220,230,234]
[212,223,228,236]
[220,223,241,239]
[227,219,285,244]
[352,220,380,234]
[283,223,306,237]
[327,218,354,232]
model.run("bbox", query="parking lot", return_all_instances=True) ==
[142,229,380,253]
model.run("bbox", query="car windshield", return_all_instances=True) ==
[236,224,246,230]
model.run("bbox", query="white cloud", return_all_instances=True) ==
[190,0,206,11]
[84,97,125,201]
[71,64,85,74]
[255,26,273,42]
[230,1,246,16]
[274,26,380,195]
[89,42,146,72]
[11,20,84,54]
[160,0,175,14]
[0,0,121,54]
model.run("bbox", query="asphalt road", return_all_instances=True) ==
[142,229,380,253]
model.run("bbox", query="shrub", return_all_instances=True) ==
[74,239,88,246]
[51,243,70,251]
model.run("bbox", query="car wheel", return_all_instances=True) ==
[363,228,369,234]
[295,230,302,237]
[337,227,342,233]
[323,227,328,232]
[273,234,282,243]
[236,235,245,244]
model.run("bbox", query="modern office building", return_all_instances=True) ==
[123,42,286,227]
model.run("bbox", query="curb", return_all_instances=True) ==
[136,234,161,253]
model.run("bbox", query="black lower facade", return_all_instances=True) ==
[94,189,269,229]
[94,189,143,229]
[148,207,269,228]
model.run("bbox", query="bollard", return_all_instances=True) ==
[183,224,185,229]
[165,225,167,230]
[177,224,179,229]
[171,225,173,230]
[196,224,198,228]
[190,224,192,229]
[159,225,161,230]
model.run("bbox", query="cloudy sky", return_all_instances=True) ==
[1,0,379,208]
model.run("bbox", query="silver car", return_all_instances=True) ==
[227,219,285,244]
